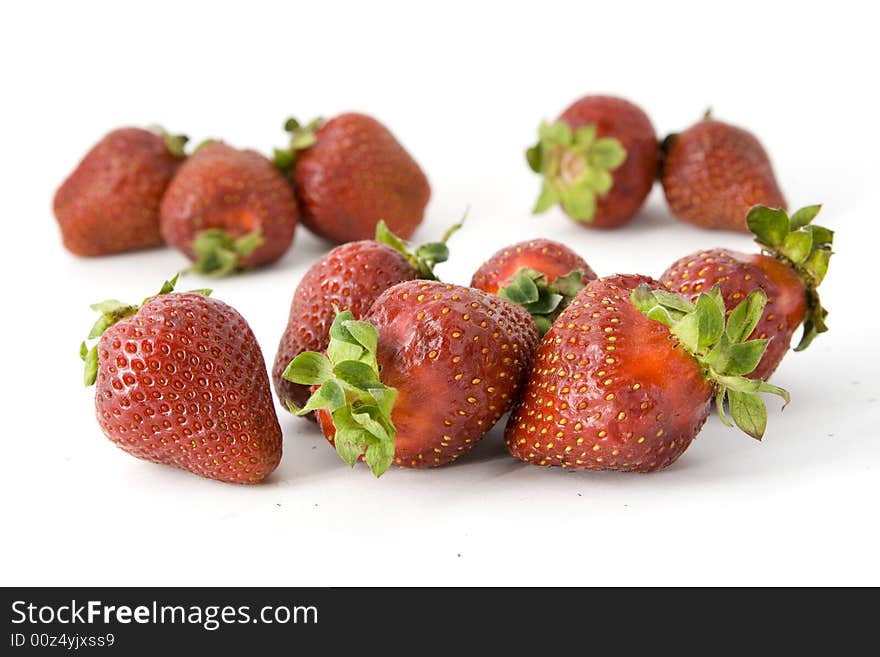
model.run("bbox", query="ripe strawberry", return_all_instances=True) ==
[160,141,298,275]
[272,220,460,412]
[505,274,789,472]
[283,281,539,475]
[471,238,598,335]
[81,276,282,483]
[54,126,187,256]
[273,113,430,243]
[660,204,832,379]
[660,113,786,231]
[526,96,658,228]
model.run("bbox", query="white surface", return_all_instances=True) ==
[2,1,879,586]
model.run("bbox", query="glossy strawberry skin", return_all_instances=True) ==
[318,281,539,468]
[94,293,282,483]
[160,142,298,267]
[661,119,786,231]
[505,274,713,472]
[272,240,419,410]
[660,249,805,379]
[294,113,430,243]
[470,238,597,294]
[54,128,181,256]
[559,96,658,228]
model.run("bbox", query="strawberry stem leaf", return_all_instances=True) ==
[193,138,215,154]
[715,388,733,428]
[191,229,263,277]
[746,204,832,351]
[375,212,465,280]
[272,116,324,172]
[498,268,587,337]
[727,389,768,439]
[282,352,332,386]
[155,274,179,297]
[630,285,694,326]
[631,284,790,441]
[283,311,397,477]
[148,124,189,159]
[87,300,139,339]
[81,343,99,386]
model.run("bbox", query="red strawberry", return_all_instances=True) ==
[54,126,186,256]
[526,96,658,228]
[81,276,282,483]
[272,220,460,412]
[282,281,539,475]
[273,113,430,243]
[660,113,786,231]
[660,205,832,379]
[471,238,598,335]
[505,274,788,472]
[160,141,298,275]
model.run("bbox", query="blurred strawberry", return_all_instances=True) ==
[274,113,430,243]
[160,141,298,275]
[54,126,186,255]
[661,112,786,231]
[526,96,658,228]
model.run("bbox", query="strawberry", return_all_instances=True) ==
[160,141,298,276]
[471,238,598,335]
[660,205,832,379]
[282,281,539,475]
[526,96,658,228]
[505,274,789,472]
[54,126,187,256]
[80,276,282,483]
[660,113,786,231]
[273,113,430,243]
[272,220,460,412]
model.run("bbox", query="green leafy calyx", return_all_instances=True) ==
[80,275,211,387]
[526,120,627,222]
[746,204,832,351]
[283,311,397,478]
[375,213,464,280]
[498,268,586,336]
[149,124,189,159]
[191,229,263,277]
[272,116,324,172]
[631,284,790,440]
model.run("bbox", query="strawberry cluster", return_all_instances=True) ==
[54,114,430,273]
[78,203,831,482]
[62,98,832,483]
[527,97,787,232]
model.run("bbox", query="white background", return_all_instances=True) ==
[2,1,878,586]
